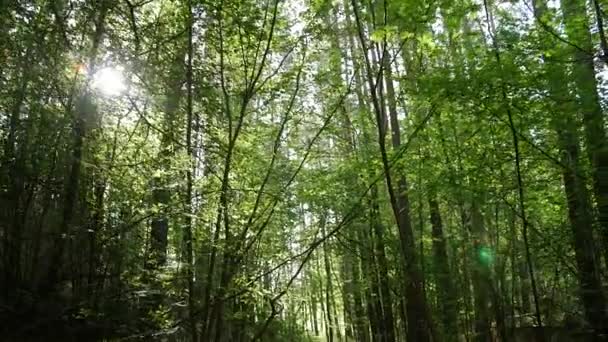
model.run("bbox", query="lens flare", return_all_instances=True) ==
[92,67,126,96]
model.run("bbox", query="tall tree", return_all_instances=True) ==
[561,0,608,270]
[533,0,608,333]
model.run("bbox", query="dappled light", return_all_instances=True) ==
[1,0,608,341]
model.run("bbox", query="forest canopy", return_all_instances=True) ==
[1,0,608,341]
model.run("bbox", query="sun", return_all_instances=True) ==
[92,66,126,96]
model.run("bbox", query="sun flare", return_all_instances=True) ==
[92,66,126,96]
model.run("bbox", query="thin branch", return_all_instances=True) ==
[238,56,305,244]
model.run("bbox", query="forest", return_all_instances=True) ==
[1,0,608,341]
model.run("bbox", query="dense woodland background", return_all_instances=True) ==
[2,0,608,340]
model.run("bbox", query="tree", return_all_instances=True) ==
[3,0,608,340]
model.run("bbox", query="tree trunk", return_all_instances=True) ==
[365,212,384,342]
[382,45,433,342]
[148,49,185,268]
[482,0,544,330]
[184,3,198,340]
[340,241,356,341]
[351,250,370,342]
[322,216,335,342]
[533,0,608,333]
[559,126,608,333]
[429,197,459,340]
[311,285,320,336]
[560,0,608,270]
[370,186,396,342]
[469,202,493,342]
[43,1,108,293]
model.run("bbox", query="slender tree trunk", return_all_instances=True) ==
[311,286,320,336]
[337,91,370,342]
[482,0,543,331]
[350,0,434,335]
[148,49,185,268]
[87,180,105,300]
[429,197,459,341]
[340,240,356,341]
[184,2,198,340]
[469,203,493,342]
[351,251,370,342]
[382,46,433,342]
[365,213,384,342]
[370,186,396,342]
[517,245,532,320]
[342,3,396,340]
[322,216,335,342]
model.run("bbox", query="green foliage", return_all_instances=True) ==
[1,0,607,340]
